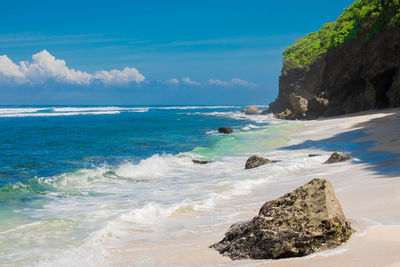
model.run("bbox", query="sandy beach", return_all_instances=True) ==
[107,108,400,267]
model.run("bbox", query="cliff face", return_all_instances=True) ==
[268,26,400,119]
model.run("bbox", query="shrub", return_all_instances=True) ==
[282,0,400,72]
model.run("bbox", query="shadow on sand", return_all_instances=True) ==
[280,111,400,177]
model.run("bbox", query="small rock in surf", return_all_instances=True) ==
[245,155,278,169]
[192,159,212,165]
[324,152,351,164]
[218,127,233,134]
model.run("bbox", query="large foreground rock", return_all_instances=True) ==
[210,178,353,260]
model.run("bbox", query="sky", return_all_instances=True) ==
[0,0,355,105]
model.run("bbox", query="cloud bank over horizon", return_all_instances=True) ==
[164,77,257,88]
[208,78,257,87]
[0,50,145,86]
[0,50,259,90]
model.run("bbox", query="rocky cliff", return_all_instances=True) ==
[268,1,400,119]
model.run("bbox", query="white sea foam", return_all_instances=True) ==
[52,107,149,113]
[242,124,262,131]
[205,130,219,135]
[152,105,239,110]
[0,108,46,114]
[0,106,149,117]
[189,111,280,124]
[0,111,121,117]
[115,154,194,180]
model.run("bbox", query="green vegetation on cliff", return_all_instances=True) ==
[283,0,400,72]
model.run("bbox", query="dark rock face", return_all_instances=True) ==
[218,127,233,134]
[241,105,262,115]
[269,27,400,119]
[192,159,212,165]
[210,178,353,260]
[245,155,274,169]
[324,152,351,164]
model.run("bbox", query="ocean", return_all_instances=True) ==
[0,105,314,266]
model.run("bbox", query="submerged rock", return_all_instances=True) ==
[308,154,321,157]
[241,105,262,115]
[218,127,233,134]
[324,152,351,164]
[245,155,275,169]
[192,159,212,165]
[210,178,353,260]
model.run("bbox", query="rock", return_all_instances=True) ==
[324,152,351,164]
[218,127,233,134]
[308,154,321,157]
[268,26,400,119]
[210,178,353,260]
[245,155,275,169]
[289,93,308,118]
[192,159,212,165]
[274,108,293,119]
[241,105,262,115]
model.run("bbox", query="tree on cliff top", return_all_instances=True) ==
[283,0,400,72]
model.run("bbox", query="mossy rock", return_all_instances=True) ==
[211,178,354,260]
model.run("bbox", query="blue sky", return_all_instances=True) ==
[0,0,355,105]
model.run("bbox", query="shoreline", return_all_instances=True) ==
[109,108,400,266]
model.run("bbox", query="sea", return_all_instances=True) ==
[0,105,323,266]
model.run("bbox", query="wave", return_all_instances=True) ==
[0,111,122,117]
[115,154,194,180]
[242,124,262,131]
[0,106,149,117]
[0,105,253,118]
[188,111,279,124]
[152,105,239,110]
[0,105,243,118]
[52,107,149,113]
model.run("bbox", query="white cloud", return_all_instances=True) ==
[182,77,200,86]
[167,78,180,85]
[94,67,145,85]
[20,50,92,85]
[208,79,229,86]
[0,55,26,83]
[231,78,257,87]
[0,50,145,86]
[209,78,257,87]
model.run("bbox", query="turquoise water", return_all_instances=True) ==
[0,105,303,266]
